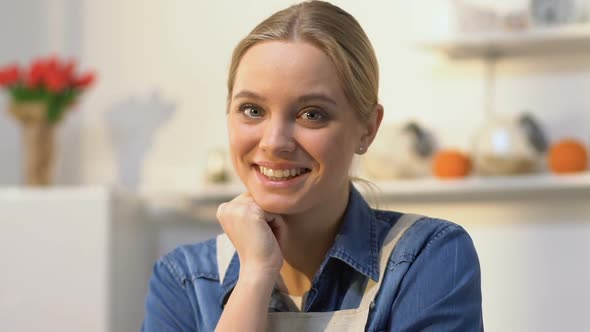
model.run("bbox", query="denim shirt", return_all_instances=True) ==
[142,187,483,331]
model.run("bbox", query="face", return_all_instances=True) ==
[228,41,375,215]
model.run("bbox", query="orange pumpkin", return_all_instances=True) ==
[433,149,472,179]
[548,139,588,174]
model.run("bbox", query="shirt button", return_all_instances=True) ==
[369,301,376,311]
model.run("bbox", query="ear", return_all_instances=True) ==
[357,104,383,154]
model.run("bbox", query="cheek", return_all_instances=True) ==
[228,119,260,163]
[303,128,356,171]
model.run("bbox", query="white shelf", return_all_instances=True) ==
[372,173,590,201]
[178,172,590,206]
[419,24,590,58]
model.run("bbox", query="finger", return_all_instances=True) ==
[216,202,227,220]
[266,213,285,227]
[266,214,286,246]
[233,192,252,202]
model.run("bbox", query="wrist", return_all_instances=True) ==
[238,266,278,289]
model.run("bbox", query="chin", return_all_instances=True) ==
[250,191,306,215]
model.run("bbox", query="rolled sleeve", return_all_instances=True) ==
[388,224,484,331]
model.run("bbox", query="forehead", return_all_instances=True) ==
[232,41,344,100]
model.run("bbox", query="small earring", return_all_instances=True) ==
[357,146,365,154]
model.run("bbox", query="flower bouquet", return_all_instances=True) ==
[0,56,96,185]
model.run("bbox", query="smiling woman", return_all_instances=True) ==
[142,1,483,331]
[228,41,371,216]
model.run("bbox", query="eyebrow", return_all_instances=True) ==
[298,93,337,106]
[232,90,338,106]
[232,90,266,102]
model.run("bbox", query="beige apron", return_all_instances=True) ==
[216,213,423,332]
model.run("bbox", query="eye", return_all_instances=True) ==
[239,104,264,118]
[300,109,326,121]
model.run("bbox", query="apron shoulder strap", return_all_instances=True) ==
[358,213,424,308]
[216,233,236,284]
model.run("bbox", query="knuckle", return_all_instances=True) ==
[216,202,228,220]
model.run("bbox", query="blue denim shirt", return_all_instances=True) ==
[142,187,483,331]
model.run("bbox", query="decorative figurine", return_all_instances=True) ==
[360,121,436,179]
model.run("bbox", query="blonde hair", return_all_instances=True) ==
[227,0,379,121]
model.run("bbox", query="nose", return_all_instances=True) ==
[259,117,296,155]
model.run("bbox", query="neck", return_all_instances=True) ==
[277,182,351,296]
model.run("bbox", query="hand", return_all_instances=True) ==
[216,193,285,279]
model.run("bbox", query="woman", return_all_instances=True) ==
[142,1,483,331]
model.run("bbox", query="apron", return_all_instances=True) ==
[216,213,423,332]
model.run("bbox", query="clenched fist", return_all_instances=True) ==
[216,193,286,279]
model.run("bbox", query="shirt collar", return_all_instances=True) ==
[217,184,380,308]
[327,185,380,282]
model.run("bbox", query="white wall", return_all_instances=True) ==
[83,0,490,192]
[0,0,50,184]
[1,1,590,330]
[3,0,588,190]
[383,193,590,332]
[0,0,87,185]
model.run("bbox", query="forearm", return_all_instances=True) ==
[215,269,275,332]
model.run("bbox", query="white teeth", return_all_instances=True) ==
[258,166,307,180]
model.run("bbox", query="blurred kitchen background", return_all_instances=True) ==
[1,0,590,331]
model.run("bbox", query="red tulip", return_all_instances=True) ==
[62,59,77,84]
[3,55,96,100]
[45,56,60,73]
[73,71,96,88]
[26,58,47,88]
[45,69,67,93]
[0,64,21,86]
